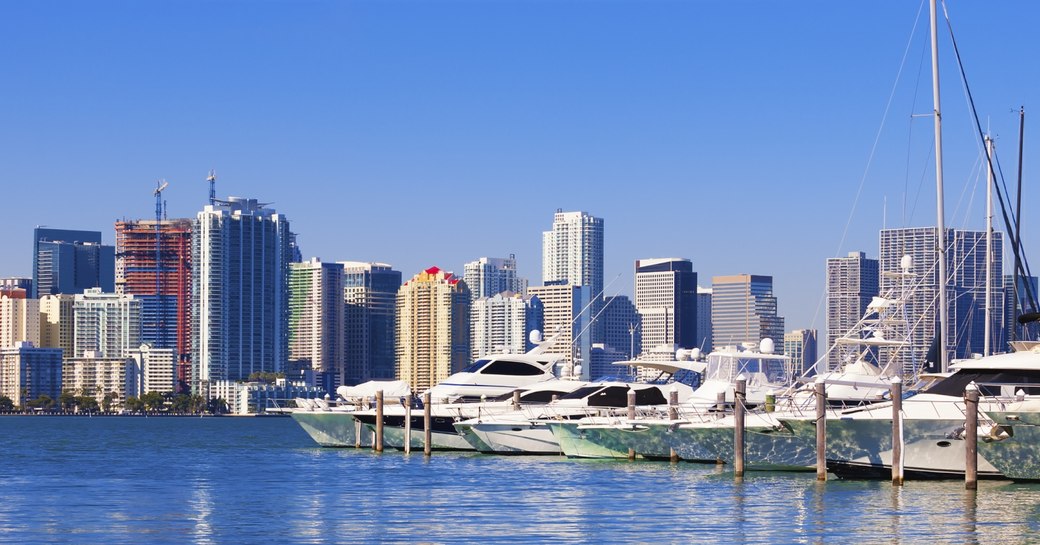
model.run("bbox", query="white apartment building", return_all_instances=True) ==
[73,288,141,359]
[470,291,543,359]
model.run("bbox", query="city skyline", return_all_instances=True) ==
[2,2,1038,332]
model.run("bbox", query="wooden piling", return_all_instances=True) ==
[627,389,637,460]
[512,390,521,411]
[734,376,747,479]
[891,377,903,486]
[815,378,827,482]
[716,391,726,414]
[423,392,432,456]
[965,382,979,490]
[669,388,679,463]
[374,390,384,453]
[404,393,413,454]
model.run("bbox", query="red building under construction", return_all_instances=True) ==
[115,219,193,390]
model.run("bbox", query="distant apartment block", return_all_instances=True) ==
[463,256,527,301]
[602,295,640,358]
[0,289,40,348]
[73,288,141,359]
[396,267,470,392]
[192,197,293,388]
[0,278,32,293]
[288,259,345,380]
[784,329,818,378]
[62,352,139,403]
[543,210,604,342]
[528,284,591,379]
[880,227,1002,375]
[470,291,543,359]
[826,251,879,372]
[711,274,784,349]
[0,342,62,407]
[32,227,114,298]
[697,287,713,352]
[129,343,177,395]
[342,261,401,384]
[39,294,75,358]
[635,258,697,352]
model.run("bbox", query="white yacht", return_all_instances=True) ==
[287,380,411,447]
[455,380,695,455]
[780,342,1040,479]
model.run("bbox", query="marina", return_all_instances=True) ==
[2,415,1039,544]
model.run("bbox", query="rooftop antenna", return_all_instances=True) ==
[207,169,217,206]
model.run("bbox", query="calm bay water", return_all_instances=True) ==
[1,416,1039,544]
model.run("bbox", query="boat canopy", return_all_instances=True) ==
[336,380,411,400]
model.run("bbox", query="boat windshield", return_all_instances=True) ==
[559,386,605,400]
[925,369,1040,397]
[480,360,546,376]
[461,360,491,374]
[704,353,788,385]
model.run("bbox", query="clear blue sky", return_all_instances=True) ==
[2,1,1038,331]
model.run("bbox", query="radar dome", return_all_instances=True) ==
[573,364,583,378]
[690,348,701,360]
[529,330,543,344]
[759,338,775,354]
[901,254,913,271]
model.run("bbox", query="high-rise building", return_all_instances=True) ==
[711,274,785,349]
[463,256,527,301]
[880,227,1003,375]
[39,294,75,358]
[73,288,141,359]
[826,251,879,372]
[342,262,401,384]
[0,342,63,407]
[589,342,630,382]
[192,197,293,388]
[697,287,713,352]
[0,289,40,348]
[528,284,591,378]
[0,278,32,293]
[602,295,640,358]
[1004,273,1040,345]
[32,228,114,298]
[470,291,543,359]
[784,329,818,377]
[129,343,177,395]
[114,219,193,383]
[288,259,345,380]
[62,352,139,403]
[634,258,698,352]
[395,267,470,392]
[542,210,604,341]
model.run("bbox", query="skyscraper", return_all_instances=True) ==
[602,295,640,358]
[697,287,713,352]
[39,294,75,358]
[1004,273,1040,344]
[634,258,698,352]
[288,259,344,380]
[0,342,63,407]
[396,267,470,392]
[784,329,818,377]
[528,284,591,378]
[826,251,879,372]
[114,219,192,385]
[463,256,527,301]
[879,227,1003,375]
[32,228,114,298]
[711,274,785,349]
[73,288,141,359]
[542,210,604,341]
[470,291,543,359]
[0,289,40,348]
[342,262,401,384]
[192,197,293,388]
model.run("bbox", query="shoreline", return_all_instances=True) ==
[0,412,288,418]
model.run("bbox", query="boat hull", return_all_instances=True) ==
[290,411,369,447]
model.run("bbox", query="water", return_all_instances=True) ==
[1,416,1039,544]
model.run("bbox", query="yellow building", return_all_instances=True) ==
[396,267,469,392]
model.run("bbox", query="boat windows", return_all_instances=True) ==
[559,386,605,400]
[633,388,667,406]
[480,360,546,376]
[587,386,631,407]
[925,369,1040,397]
[461,359,491,374]
[519,390,568,403]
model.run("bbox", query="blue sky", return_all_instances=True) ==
[1,1,1038,331]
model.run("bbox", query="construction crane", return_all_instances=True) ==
[206,170,217,206]
[153,179,169,349]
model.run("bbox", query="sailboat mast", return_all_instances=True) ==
[929,0,949,372]
[985,136,994,356]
